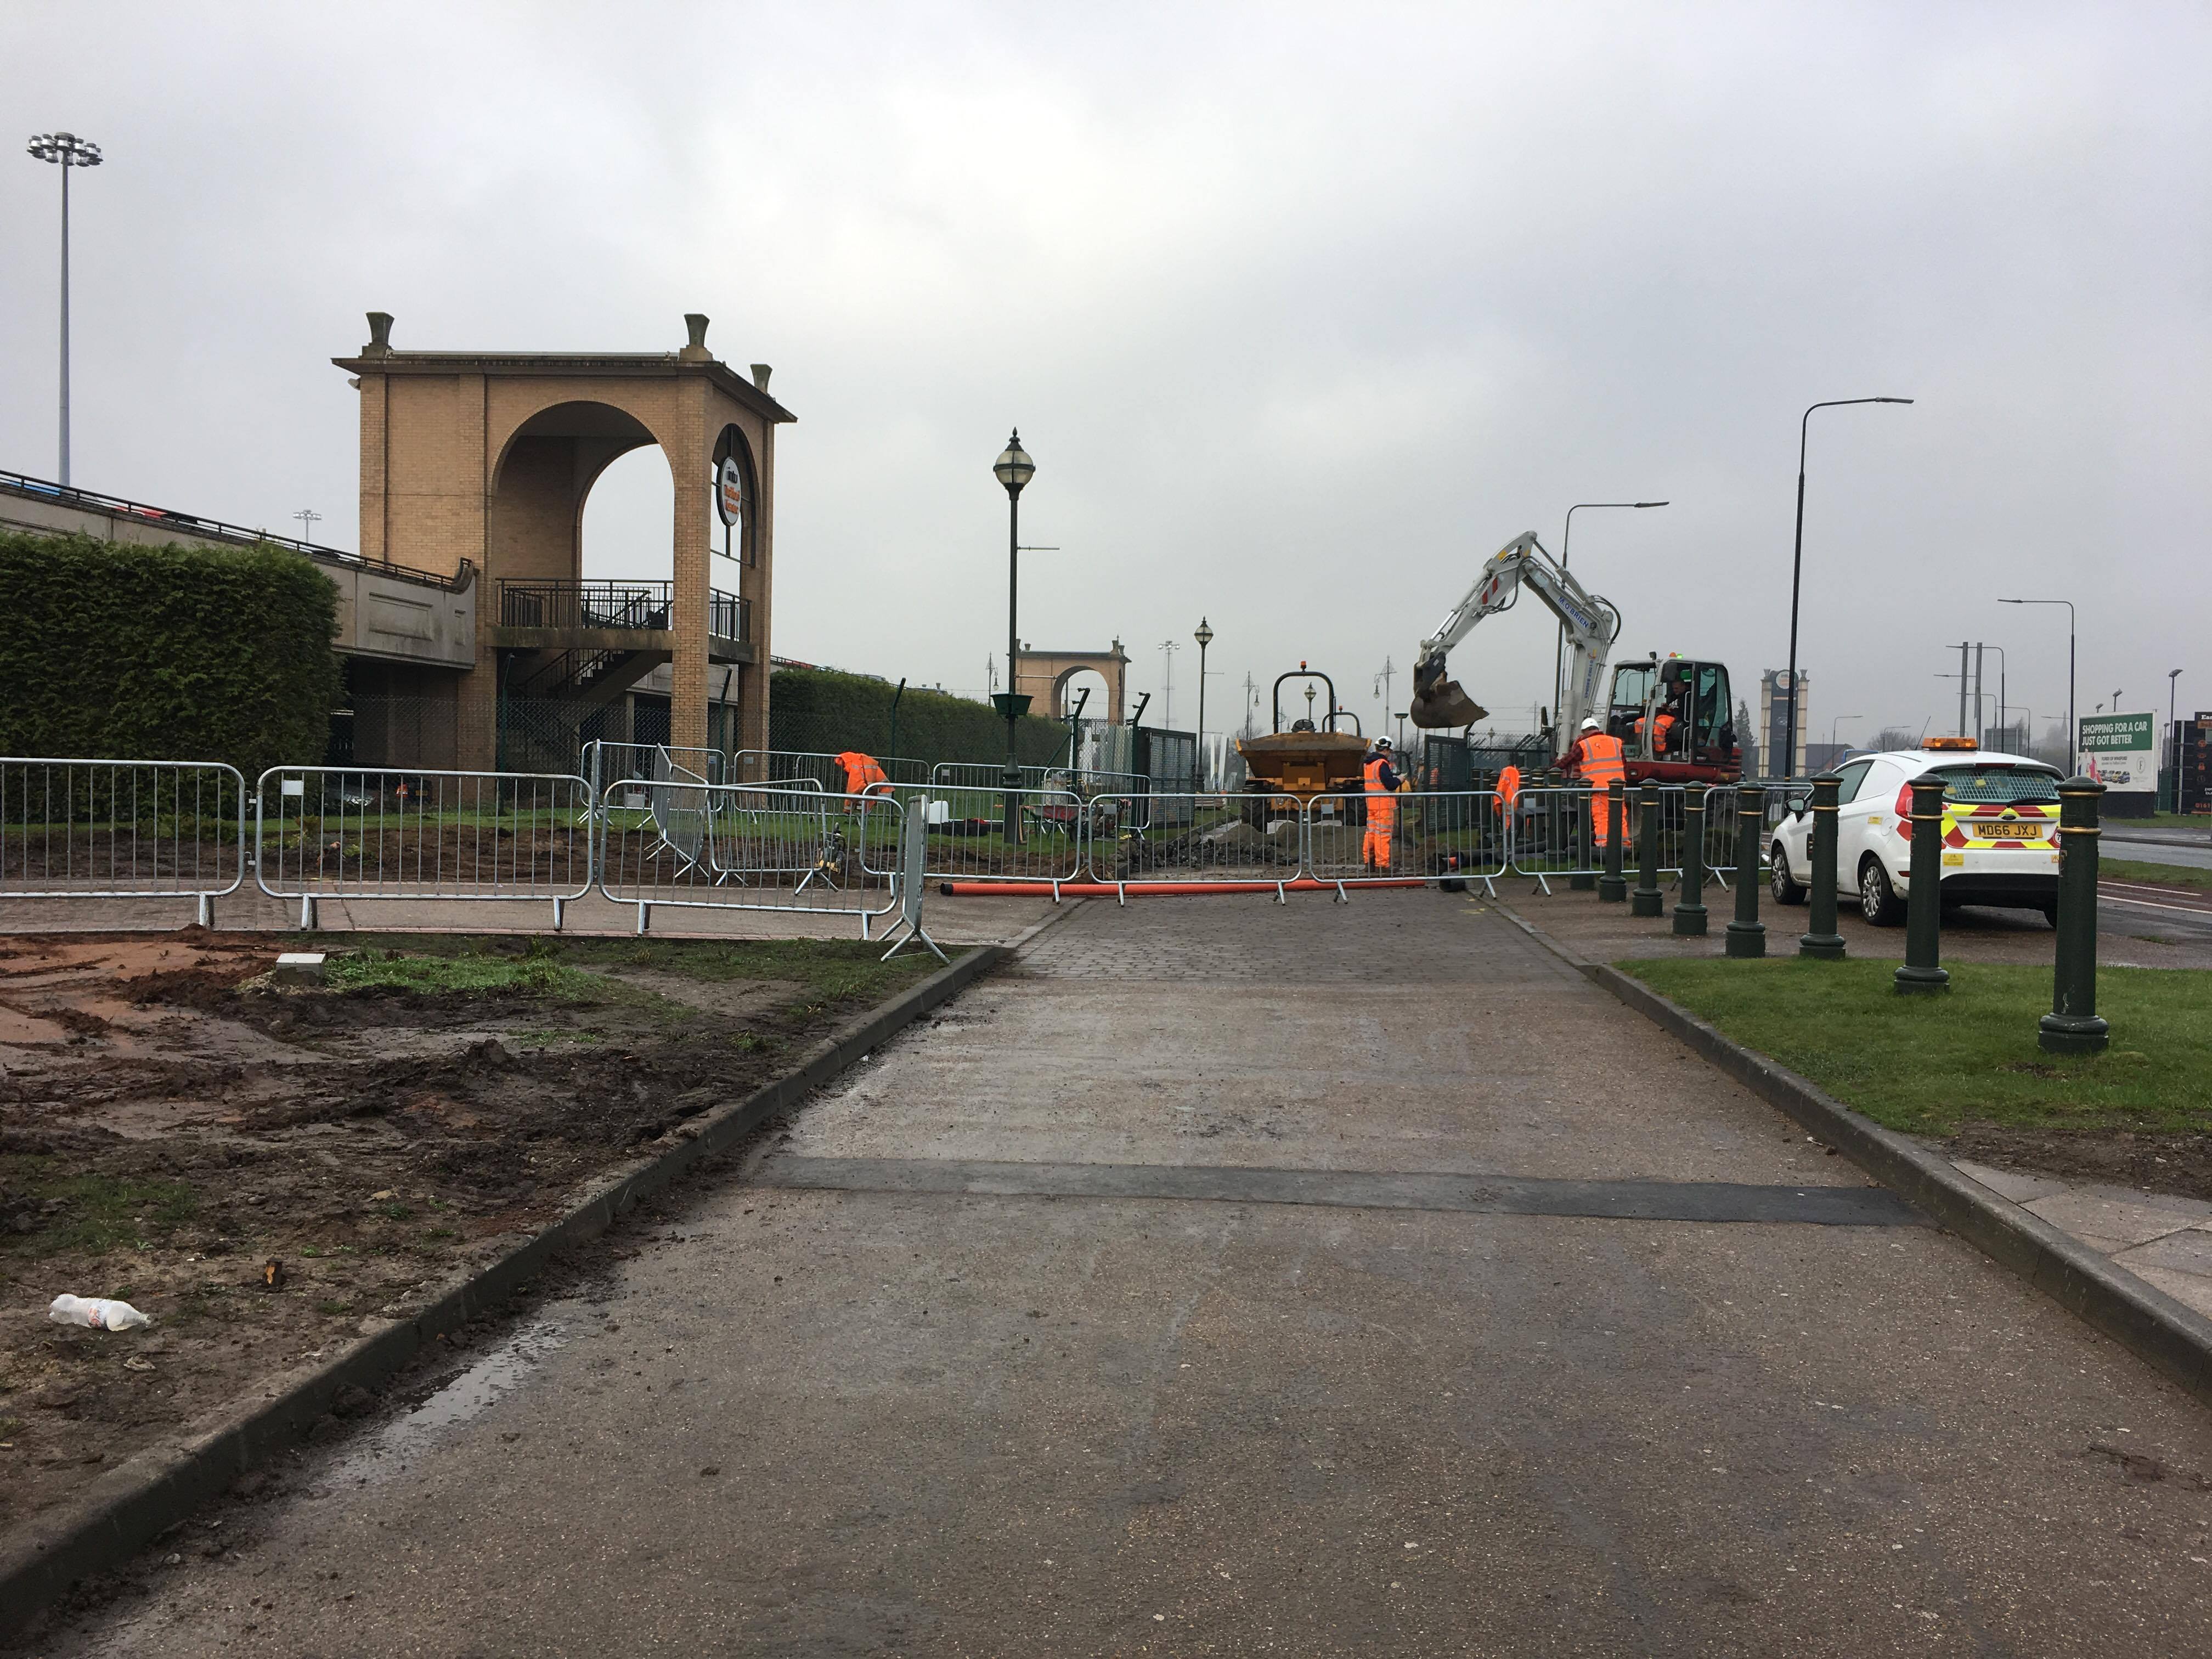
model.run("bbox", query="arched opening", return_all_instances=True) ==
[578,445,675,583]
[1056,666,1110,723]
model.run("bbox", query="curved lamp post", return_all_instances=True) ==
[993,431,1035,843]
[1556,501,1667,724]
[1999,597,2075,772]
[1784,398,1913,777]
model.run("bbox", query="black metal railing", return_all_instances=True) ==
[498,579,749,645]
[0,467,464,590]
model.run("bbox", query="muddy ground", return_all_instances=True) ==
[1939,1121,2212,1203]
[0,929,943,1537]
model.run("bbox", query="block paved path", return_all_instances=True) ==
[42,892,2212,1657]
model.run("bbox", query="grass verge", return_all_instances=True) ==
[1619,957,2212,1137]
[2104,859,2212,894]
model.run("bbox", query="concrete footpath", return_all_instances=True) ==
[33,892,2212,1656]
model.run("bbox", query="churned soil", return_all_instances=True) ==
[0,928,940,1537]
[1941,1121,2212,1204]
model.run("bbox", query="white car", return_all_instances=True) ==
[1768,740,2063,926]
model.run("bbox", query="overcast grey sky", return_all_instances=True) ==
[4,2,2206,747]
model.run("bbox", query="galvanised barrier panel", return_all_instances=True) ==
[600,781,905,935]
[1085,791,1305,885]
[737,749,932,791]
[1506,785,1609,888]
[913,788,1088,888]
[0,758,247,921]
[1308,789,1506,887]
[584,741,730,790]
[255,768,594,922]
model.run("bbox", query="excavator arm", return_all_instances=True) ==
[1408,531,1623,747]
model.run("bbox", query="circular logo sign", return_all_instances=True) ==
[716,455,744,527]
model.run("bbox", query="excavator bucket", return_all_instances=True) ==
[1409,659,1486,729]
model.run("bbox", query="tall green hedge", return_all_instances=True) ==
[768,667,1071,768]
[0,530,340,778]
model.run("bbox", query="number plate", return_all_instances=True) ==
[1978,822,2044,840]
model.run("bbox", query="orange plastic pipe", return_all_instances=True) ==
[937,878,1427,898]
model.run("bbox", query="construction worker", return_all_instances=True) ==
[1565,716,1627,849]
[1633,699,1679,756]
[1362,737,1401,870]
[834,751,892,797]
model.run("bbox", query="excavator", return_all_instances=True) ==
[1408,531,1741,783]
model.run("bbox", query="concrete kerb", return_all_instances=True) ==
[0,937,1014,1642]
[1490,898,2212,1412]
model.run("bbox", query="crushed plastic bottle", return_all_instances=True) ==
[48,1294,152,1331]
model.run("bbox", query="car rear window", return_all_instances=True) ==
[1926,765,2062,805]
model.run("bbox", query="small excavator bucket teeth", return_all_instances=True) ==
[1410,679,1486,729]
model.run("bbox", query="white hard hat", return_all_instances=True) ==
[1579,717,1601,732]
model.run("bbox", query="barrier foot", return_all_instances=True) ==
[1335,882,1350,904]
[1051,880,1061,903]
[1532,874,1552,897]
[194,893,214,930]
[297,894,318,932]
[1117,882,1127,907]
[1481,876,1498,898]
[635,900,651,936]
[862,910,873,941]
[1276,882,1288,905]
[552,896,565,933]
[881,922,950,965]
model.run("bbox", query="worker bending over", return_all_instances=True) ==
[836,751,893,797]
[1362,737,1401,870]
[1565,716,1627,850]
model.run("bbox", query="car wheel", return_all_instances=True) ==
[1770,843,1807,905]
[1859,857,1904,927]
[2039,899,2059,928]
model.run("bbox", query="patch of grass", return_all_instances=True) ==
[1620,957,2212,1137]
[0,1156,198,1257]
[2104,859,2212,894]
[315,1299,353,1317]
[303,934,950,1008]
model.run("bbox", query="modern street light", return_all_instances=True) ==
[1830,714,1862,755]
[1193,617,1214,788]
[992,430,1035,844]
[27,131,103,487]
[1784,398,1914,777]
[1999,597,2075,772]
[1556,501,1668,723]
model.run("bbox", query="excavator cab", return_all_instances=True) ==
[1605,656,1737,777]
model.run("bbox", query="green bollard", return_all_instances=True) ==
[1893,775,1951,994]
[1798,771,1846,960]
[1672,783,1709,936]
[1570,781,1597,890]
[1632,780,1663,917]
[2039,775,2109,1054]
[1724,786,1765,958]
[1599,779,1627,902]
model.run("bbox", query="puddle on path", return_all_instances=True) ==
[326,1313,571,1490]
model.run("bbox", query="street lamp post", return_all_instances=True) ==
[1999,598,2075,772]
[1557,501,1668,722]
[27,131,103,488]
[1830,714,1862,756]
[1784,397,1914,778]
[992,431,1035,844]
[1193,618,1214,789]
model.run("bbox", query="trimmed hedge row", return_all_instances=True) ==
[768,667,1070,769]
[0,530,340,780]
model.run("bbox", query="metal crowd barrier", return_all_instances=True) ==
[736,748,933,791]
[1086,789,1308,892]
[1308,788,1508,891]
[255,766,595,928]
[599,781,907,936]
[0,758,248,925]
[918,787,1089,890]
[584,740,729,790]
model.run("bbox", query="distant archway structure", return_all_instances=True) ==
[338,311,794,770]
[1013,641,1130,724]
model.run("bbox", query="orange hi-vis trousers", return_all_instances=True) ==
[1363,799,1397,868]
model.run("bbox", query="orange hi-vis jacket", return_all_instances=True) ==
[1493,764,1522,815]
[1363,754,1400,823]
[1571,732,1627,844]
[1633,711,1677,753]
[836,752,891,795]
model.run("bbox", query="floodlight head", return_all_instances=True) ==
[27,132,101,167]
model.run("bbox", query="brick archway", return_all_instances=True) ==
[1013,642,1130,724]
[338,311,794,770]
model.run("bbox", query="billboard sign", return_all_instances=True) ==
[716,455,744,528]
[2079,711,2155,795]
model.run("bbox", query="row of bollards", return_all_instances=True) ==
[1571,767,2109,1053]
